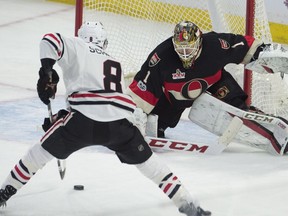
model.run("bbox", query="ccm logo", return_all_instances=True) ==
[244,113,274,123]
[148,138,208,153]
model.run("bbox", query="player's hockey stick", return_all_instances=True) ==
[47,102,66,180]
[46,71,67,180]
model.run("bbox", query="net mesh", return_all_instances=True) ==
[80,0,288,118]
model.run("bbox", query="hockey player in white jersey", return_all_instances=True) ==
[0,22,211,216]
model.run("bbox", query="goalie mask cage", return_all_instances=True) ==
[75,0,288,119]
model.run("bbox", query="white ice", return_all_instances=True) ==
[0,0,288,216]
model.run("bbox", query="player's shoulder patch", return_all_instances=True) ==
[215,85,230,99]
[149,53,161,67]
[218,38,230,49]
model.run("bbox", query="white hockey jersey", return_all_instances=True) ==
[40,33,136,122]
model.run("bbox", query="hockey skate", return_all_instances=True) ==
[179,202,211,216]
[0,185,17,207]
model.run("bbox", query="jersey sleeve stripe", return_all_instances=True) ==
[42,38,61,56]
[40,112,73,143]
[42,33,63,58]
[56,33,65,60]
[128,80,158,106]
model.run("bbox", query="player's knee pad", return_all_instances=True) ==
[208,69,248,109]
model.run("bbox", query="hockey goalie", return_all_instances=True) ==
[128,21,288,156]
[145,68,288,156]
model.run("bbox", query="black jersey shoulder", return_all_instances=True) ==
[148,36,181,66]
[202,31,248,49]
[148,37,175,58]
[200,31,249,65]
[202,32,229,49]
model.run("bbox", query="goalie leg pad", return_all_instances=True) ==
[146,114,158,137]
[189,93,288,155]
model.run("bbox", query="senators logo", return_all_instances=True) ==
[216,86,230,99]
[181,79,208,99]
[218,38,230,49]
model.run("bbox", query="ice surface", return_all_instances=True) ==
[0,1,288,215]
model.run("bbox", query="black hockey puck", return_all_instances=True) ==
[74,185,84,190]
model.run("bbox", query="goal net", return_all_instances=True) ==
[75,0,288,119]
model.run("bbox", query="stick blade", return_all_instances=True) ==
[57,160,66,180]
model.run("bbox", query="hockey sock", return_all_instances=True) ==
[135,153,197,208]
[1,143,54,190]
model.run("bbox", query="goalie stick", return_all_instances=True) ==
[145,116,243,155]
[47,102,66,180]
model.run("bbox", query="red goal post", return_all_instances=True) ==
[74,0,288,119]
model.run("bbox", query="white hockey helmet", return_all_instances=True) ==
[78,21,108,50]
[172,21,202,68]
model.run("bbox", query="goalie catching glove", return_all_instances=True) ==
[246,43,288,75]
[37,67,59,105]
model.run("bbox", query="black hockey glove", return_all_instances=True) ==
[37,67,59,105]
[42,109,69,132]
